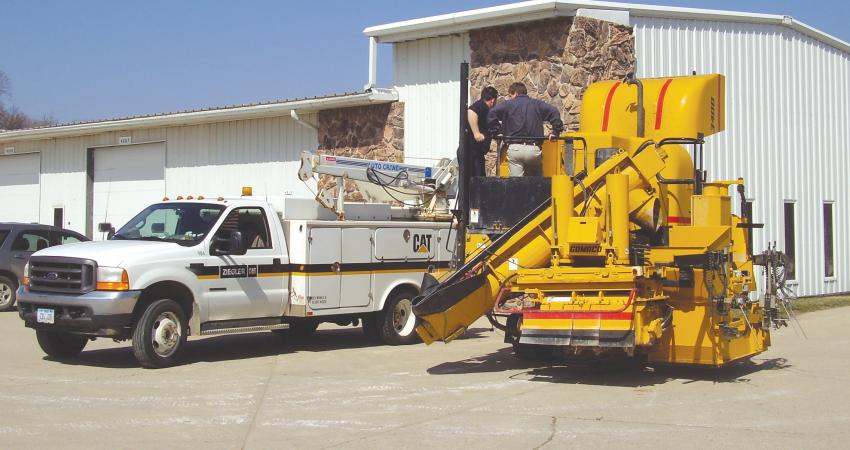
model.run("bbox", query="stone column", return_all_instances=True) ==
[316,102,404,201]
[468,16,635,172]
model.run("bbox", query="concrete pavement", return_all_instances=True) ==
[1,307,849,449]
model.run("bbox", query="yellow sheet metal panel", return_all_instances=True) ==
[566,216,600,244]
[580,75,726,139]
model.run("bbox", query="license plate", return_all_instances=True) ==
[37,308,55,324]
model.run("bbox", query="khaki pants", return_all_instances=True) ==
[506,143,543,176]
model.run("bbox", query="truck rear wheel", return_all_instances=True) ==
[0,276,17,311]
[132,299,188,369]
[36,330,87,358]
[378,289,421,345]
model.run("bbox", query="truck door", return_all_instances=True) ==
[203,207,288,322]
[306,227,341,310]
[340,228,371,308]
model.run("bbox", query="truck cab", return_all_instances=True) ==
[18,195,453,368]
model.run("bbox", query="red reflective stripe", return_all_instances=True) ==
[524,311,634,321]
[667,216,691,224]
[655,78,673,130]
[602,82,621,132]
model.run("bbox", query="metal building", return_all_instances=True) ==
[364,0,850,297]
[0,0,846,297]
[0,91,395,238]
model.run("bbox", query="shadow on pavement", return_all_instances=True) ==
[427,347,791,387]
[45,325,489,369]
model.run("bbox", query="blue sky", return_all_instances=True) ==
[2,0,847,123]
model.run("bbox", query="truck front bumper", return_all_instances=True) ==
[17,286,142,338]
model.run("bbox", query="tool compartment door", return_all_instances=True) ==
[307,227,341,309]
[340,228,372,308]
[374,227,437,260]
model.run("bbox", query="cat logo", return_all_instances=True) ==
[412,233,432,254]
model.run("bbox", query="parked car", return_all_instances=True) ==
[0,223,89,311]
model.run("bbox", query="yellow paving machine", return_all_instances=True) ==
[413,65,791,366]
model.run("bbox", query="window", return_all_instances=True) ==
[824,202,834,278]
[11,230,51,252]
[216,208,272,250]
[783,202,796,281]
[0,230,8,247]
[53,208,64,228]
[114,203,225,246]
[53,232,84,246]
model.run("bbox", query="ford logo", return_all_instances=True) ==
[46,272,59,281]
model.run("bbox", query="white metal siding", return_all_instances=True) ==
[394,34,471,165]
[164,115,318,200]
[1,116,318,237]
[634,17,850,296]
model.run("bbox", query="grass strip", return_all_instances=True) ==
[793,295,850,314]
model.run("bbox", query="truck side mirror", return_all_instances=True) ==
[211,231,246,256]
[98,222,115,239]
[151,223,165,233]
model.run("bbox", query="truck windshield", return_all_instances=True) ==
[113,203,225,246]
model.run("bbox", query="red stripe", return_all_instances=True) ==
[655,78,673,130]
[601,82,621,132]
[667,215,691,224]
[524,311,634,321]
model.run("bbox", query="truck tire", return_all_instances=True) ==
[36,330,87,358]
[272,320,319,339]
[0,276,16,311]
[132,299,188,369]
[378,289,421,345]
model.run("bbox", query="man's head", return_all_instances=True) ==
[481,86,498,108]
[508,82,527,99]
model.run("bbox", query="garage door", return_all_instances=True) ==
[0,153,41,223]
[93,143,166,239]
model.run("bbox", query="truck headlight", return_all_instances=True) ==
[23,263,30,287]
[96,267,129,291]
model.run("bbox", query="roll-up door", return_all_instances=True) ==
[92,142,165,238]
[0,153,41,223]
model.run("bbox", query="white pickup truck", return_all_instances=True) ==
[17,195,454,368]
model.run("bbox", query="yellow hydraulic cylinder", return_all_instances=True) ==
[552,174,574,259]
[606,173,630,264]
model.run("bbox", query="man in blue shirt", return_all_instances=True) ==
[487,82,564,176]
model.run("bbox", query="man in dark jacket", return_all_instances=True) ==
[487,82,564,176]
[463,86,498,177]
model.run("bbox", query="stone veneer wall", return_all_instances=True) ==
[316,102,404,201]
[469,16,635,135]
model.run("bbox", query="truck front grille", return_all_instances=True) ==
[28,257,96,294]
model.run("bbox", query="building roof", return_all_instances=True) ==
[364,0,850,54]
[0,89,398,143]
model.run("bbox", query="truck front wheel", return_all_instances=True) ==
[36,330,87,358]
[378,289,421,345]
[132,299,188,369]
